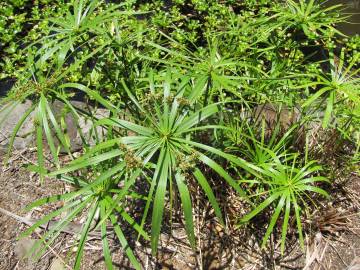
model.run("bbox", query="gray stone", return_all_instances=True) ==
[348,257,360,270]
[0,99,109,154]
[49,258,66,270]
[49,100,109,153]
[14,237,37,259]
[0,100,35,153]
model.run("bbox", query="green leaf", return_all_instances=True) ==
[151,147,170,255]
[39,95,60,167]
[261,194,286,248]
[25,190,80,211]
[104,196,150,241]
[97,118,154,137]
[28,197,91,261]
[281,195,291,254]
[74,199,100,270]
[100,202,114,270]
[45,100,71,155]
[21,197,88,238]
[240,191,281,223]
[188,75,208,102]
[59,83,118,114]
[292,191,304,250]
[193,168,224,225]
[36,107,46,182]
[302,86,331,108]
[175,138,263,177]
[175,103,219,134]
[198,153,248,199]
[49,149,123,176]
[322,91,335,128]
[110,214,141,270]
[175,173,196,248]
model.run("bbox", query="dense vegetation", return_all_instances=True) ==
[0,0,359,269]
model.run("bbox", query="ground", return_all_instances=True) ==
[0,149,359,270]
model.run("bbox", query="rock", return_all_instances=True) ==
[49,258,65,270]
[0,99,109,154]
[49,100,108,153]
[14,237,37,259]
[50,100,80,152]
[348,257,360,270]
[253,103,301,137]
[238,102,335,151]
[0,100,35,152]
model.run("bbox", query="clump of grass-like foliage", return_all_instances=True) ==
[0,0,359,269]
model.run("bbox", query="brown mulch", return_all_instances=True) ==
[0,149,359,270]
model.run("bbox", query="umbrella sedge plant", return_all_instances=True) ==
[302,49,360,128]
[28,0,139,70]
[237,151,329,254]
[61,71,261,256]
[21,147,149,270]
[0,0,353,268]
[223,112,328,253]
[140,32,267,105]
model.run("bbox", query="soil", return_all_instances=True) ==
[0,149,359,270]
